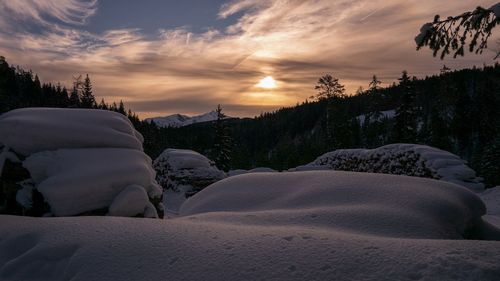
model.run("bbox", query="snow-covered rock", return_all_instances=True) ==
[297,144,484,191]
[22,148,161,217]
[1,171,499,280]
[0,108,143,155]
[146,110,232,128]
[153,149,225,213]
[0,108,162,218]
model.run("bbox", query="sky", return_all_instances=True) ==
[0,0,498,118]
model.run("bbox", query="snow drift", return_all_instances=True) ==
[181,171,488,240]
[294,143,484,191]
[1,171,500,280]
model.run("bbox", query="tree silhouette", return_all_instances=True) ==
[415,3,500,59]
[80,74,96,108]
[213,104,232,171]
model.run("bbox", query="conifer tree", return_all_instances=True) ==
[415,3,499,59]
[213,104,232,171]
[80,74,96,108]
[118,100,126,115]
[393,71,418,143]
[313,74,346,148]
[68,76,81,108]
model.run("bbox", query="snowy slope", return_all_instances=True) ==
[294,143,484,191]
[146,111,231,128]
[1,171,500,280]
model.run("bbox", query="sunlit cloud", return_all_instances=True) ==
[0,0,498,118]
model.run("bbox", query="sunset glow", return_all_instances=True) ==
[256,76,277,89]
[0,1,497,118]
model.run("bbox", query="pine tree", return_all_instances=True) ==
[480,137,500,187]
[80,74,96,108]
[98,98,108,110]
[313,74,346,148]
[393,71,418,143]
[213,104,232,171]
[118,100,126,115]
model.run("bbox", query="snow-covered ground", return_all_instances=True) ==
[295,143,484,192]
[1,171,500,280]
[146,111,233,128]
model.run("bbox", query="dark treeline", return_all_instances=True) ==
[1,55,499,186]
[165,64,500,187]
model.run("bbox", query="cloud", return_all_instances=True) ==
[0,0,498,118]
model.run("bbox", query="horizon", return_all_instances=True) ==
[0,0,498,118]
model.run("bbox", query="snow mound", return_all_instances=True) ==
[295,143,484,191]
[153,149,225,213]
[1,172,499,280]
[0,108,143,155]
[108,185,157,218]
[181,171,488,239]
[23,148,162,216]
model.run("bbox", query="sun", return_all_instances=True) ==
[256,76,277,89]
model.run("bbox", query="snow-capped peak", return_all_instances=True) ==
[145,111,230,128]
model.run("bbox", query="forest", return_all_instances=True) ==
[1,56,499,187]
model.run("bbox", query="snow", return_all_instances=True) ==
[490,3,500,18]
[481,187,500,216]
[480,187,500,229]
[356,109,395,125]
[415,22,434,46]
[22,148,161,216]
[146,110,232,128]
[108,185,152,217]
[1,171,500,280]
[227,167,277,176]
[0,108,163,218]
[298,143,484,192]
[154,149,225,213]
[0,108,143,156]
[0,146,20,175]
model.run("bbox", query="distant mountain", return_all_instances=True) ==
[146,111,231,128]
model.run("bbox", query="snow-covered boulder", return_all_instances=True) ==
[0,108,144,156]
[153,149,225,213]
[22,148,162,217]
[295,144,484,191]
[0,108,162,218]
